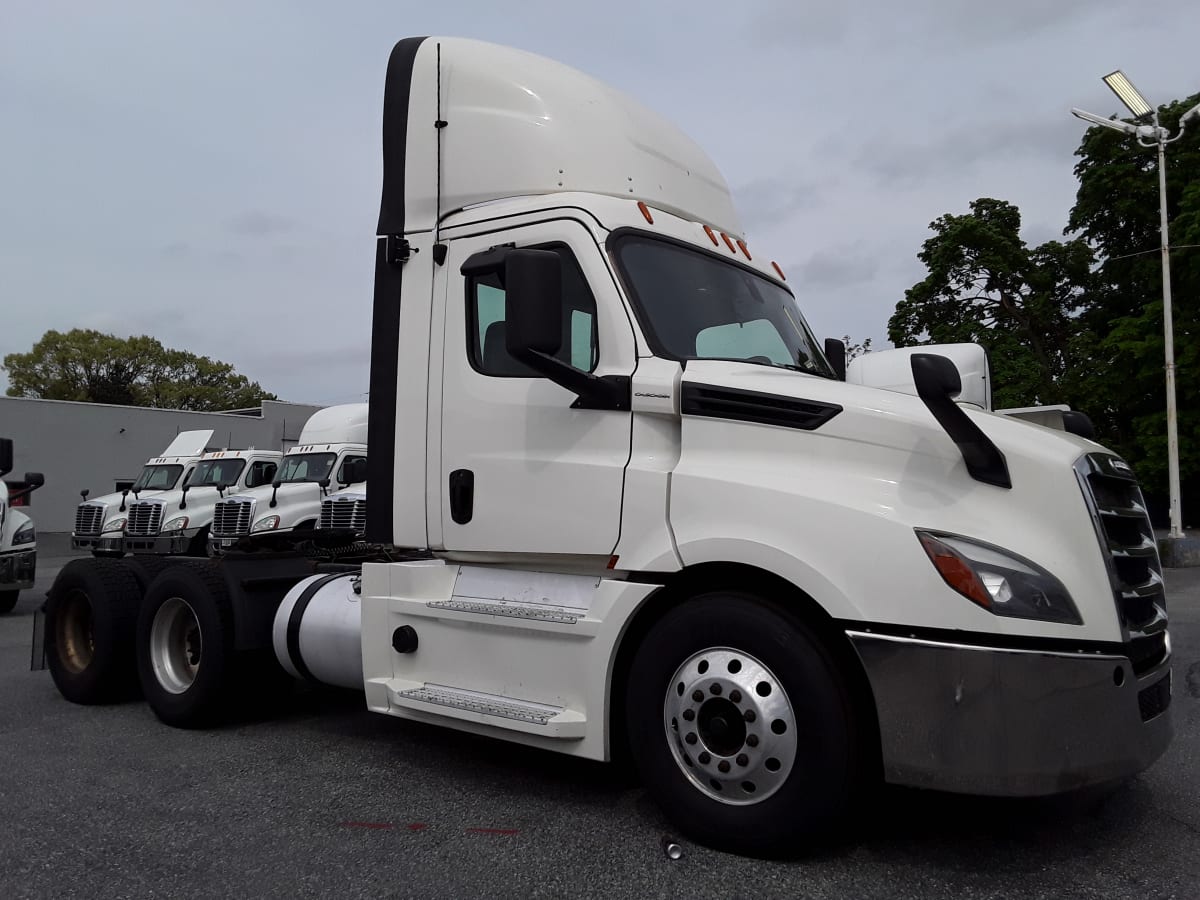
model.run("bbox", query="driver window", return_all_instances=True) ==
[466,245,598,377]
[246,460,277,488]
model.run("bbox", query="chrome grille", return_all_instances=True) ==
[74,504,105,536]
[319,496,366,533]
[1075,453,1166,635]
[212,499,253,537]
[125,502,164,537]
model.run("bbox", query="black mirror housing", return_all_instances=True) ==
[341,458,368,485]
[0,438,11,478]
[823,338,847,381]
[24,472,45,490]
[505,249,562,357]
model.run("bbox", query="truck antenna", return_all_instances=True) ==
[432,42,448,266]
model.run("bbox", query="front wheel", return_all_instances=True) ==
[625,592,865,856]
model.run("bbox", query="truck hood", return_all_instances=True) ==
[221,482,331,527]
[82,488,170,512]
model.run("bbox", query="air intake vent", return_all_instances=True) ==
[74,504,105,536]
[125,502,164,537]
[319,496,367,534]
[212,499,253,537]
[1075,453,1166,636]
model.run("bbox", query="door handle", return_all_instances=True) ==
[449,469,474,524]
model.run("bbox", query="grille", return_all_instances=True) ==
[212,499,253,537]
[1138,672,1171,722]
[319,496,366,533]
[74,504,105,536]
[125,502,164,537]
[1075,454,1166,635]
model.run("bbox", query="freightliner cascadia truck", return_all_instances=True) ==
[38,37,1171,856]
[1,439,44,614]
[72,430,215,557]
[208,404,368,555]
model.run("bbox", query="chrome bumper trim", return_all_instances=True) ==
[0,548,37,590]
[848,630,1172,796]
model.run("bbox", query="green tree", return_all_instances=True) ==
[888,198,1093,409]
[3,329,278,411]
[1066,93,1200,497]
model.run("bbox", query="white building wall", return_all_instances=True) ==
[0,398,322,533]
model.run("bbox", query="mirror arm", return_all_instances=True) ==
[516,350,630,411]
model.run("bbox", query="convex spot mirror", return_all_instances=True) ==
[846,343,991,411]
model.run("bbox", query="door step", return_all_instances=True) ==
[427,598,581,624]
[386,681,586,738]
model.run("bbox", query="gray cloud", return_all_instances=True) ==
[734,176,824,231]
[226,211,297,237]
[788,246,881,289]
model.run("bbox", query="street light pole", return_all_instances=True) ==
[1072,71,1200,542]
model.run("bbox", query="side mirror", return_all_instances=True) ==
[505,249,562,358]
[340,458,368,485]
[24,472,45,490]
[823,338,847,382]
[0,438,11,478]
[272,478,282,490]
[81,489,90,501]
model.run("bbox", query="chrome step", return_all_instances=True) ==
[387,681,586,738]
[427,599,580,624]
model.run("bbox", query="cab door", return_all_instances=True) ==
[436,219,635,557]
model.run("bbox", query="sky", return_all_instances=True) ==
[3,0,1198,405]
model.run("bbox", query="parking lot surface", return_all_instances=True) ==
[2,546,1198,899]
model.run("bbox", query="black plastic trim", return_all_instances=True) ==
[680,383,841,431]
[368,37,427,545]
[286,573,349,684]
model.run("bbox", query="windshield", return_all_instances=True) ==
[132,465,183,491]
[276,453,336,484]
[612,235,834,377]
[189,458,246,487]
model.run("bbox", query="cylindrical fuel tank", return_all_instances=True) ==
[272,572,364,691]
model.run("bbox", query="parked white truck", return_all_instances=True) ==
[39,37,1171,856]
[72,430,215,557]
[1,439,44,614]
[122,447,284,556]
[208,405,368,554]
[316,481,368,536]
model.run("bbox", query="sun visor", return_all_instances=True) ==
[378,37,743,238]
[160,430,215,458]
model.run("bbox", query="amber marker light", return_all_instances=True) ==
[702,225,719,246]
[736,239,751,260]
[637,201,654,224]
[918,533,992,609]
[771,261,786,281]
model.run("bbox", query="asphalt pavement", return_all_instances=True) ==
[1,546,1197,899]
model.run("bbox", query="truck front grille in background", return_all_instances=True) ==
[125,502,163,537]
[74,504,105,536]
[212,499,253,537]
[1075,453,1166,636]
[319,497,366,533]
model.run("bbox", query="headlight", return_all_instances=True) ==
[917,531,1082,625]
[103,517,127,533]
[251,515,281,532]
[162,516,190,532]
[12,522,35,546]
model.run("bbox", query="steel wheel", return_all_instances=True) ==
[664,647,798,804]
[149,597,203,694]
[56,589,96,675]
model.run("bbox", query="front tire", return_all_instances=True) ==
[625,592,864,856]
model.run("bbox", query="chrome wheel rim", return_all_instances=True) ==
[150,597,202,694]
[663,647,797,805]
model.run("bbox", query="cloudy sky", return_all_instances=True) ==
[3,1,1197,404]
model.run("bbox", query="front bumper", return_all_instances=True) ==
[0,548,36,590]
[72,534,125,554]
[849,630,1172,796]
[123,529,195,555]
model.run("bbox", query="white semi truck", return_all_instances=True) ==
[1,439,44,614]
[39,38,1171,856]
[208,404,368,555]
[122,447,284,556]
[72,430,216,557]
[316,481,368,536]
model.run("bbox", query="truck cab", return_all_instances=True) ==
[209,404,368,554]
[123,447,283,556]
[316,481,367,538]
[1,438,44,614]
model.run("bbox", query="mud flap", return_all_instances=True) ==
[30,602,47,671]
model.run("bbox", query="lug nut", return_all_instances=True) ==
[730,689,742,704]
[682,709,695,721]
[746,735,759,748]
[718,760,731,773]
[736,754,749,767]
[692,690,704,703]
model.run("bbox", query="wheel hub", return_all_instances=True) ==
[149,597,203,694]
[664,647,798,805]
[57,589,95,674]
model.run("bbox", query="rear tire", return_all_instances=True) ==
[625,592,863,857]
[136,565,236,728]
[45,559,143,703]
[0,591,18,615]
[121,555,179,593]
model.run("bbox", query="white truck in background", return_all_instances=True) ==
[122,447,284,556]
[208,404,368,554]
[39,37,1172,857]
[316,481,368,537]
[1,438,44,614]
[72,430,215,557]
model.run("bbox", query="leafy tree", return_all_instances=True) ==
[888,198,1093,409]
[842,335,873,360]
[3,329,278,411]
[1066,93,1200,498]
